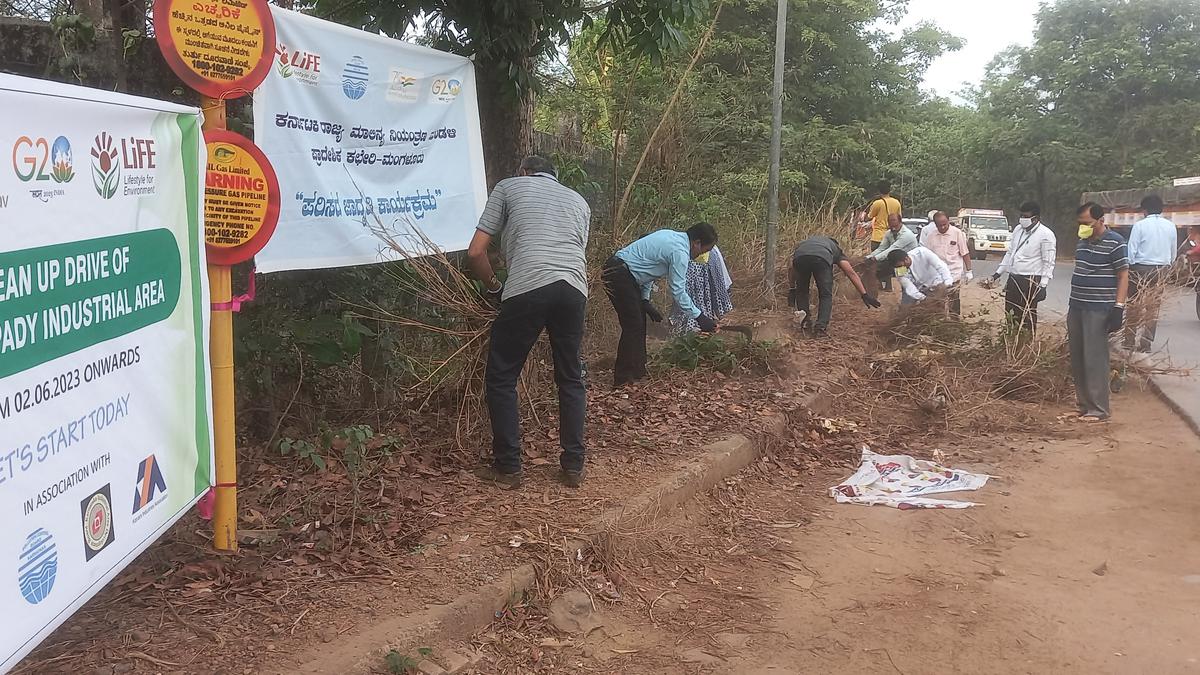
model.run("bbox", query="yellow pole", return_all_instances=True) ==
[202,95,238,552]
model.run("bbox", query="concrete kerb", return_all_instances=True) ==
[286,370,845,675]
[1148,374,1200,439]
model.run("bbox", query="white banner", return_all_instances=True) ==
[252,8,488,272]
[0,74,212,672]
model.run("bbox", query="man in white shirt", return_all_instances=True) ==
[986,201,1057,332]
[1124,194,1177,355]
[920,211,973,315]
[886,247,954,306]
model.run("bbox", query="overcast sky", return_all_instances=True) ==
[888,0,1042,100]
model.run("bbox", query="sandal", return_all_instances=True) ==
[1076,415,1108,423]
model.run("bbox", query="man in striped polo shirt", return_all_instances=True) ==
[467,156,591,488]
[1068,202,1130,422]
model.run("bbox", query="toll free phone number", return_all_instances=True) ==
[0,346,140,421]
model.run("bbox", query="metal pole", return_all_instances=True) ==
[201,95,238,552]
[765,0,787,300]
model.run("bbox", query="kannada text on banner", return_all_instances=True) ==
[252,7,487,273]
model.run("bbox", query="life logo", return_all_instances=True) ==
[276,43,321,86]
[91,132,158,200]
[342,56,369,100]
[80,484,116,561]
[131,454,168,523]
[13,135,75,184]
[17,528,57,605]
[431,78,462,104]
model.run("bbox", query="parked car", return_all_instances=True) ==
[901,218,928,237]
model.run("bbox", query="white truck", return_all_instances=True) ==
[955,208,1011,260]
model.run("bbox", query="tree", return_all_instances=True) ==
[314,0,711,185]
[970,0,1200,229]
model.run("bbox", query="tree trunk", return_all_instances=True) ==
[475,60,534,189]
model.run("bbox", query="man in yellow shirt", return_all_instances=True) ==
[867,180,902,291]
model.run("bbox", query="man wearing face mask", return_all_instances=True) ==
[919,211,973,315]
[886,247,954,306]
[1069,202,1129,422]
[604,223,719,386]
[987,201,1057,332]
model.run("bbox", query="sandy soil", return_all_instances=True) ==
[474,387,1200,674]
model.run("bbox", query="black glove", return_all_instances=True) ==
[642,300,664,323]
[861,293,881,308]
[787,288,798,309]
[695,314,717,333]
[1035,285,1047,303]
[1106,305,1125,333]
[991,273,1001,282]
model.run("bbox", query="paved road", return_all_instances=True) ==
[975,258,1199,432]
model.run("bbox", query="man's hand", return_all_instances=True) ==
[964,271,974,283]
[696,314,717,333]
[1106,305,1125,333]
[912,291,927,302]
[642,300,664,323]
[861,293,881,308]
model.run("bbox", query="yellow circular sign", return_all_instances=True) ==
[203,130,279,265]
[153,0,276,99]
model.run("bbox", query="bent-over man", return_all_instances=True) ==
[467,156,590,489]
[886,247,954,306]
[789,236,880,336]
[604,223,719,386]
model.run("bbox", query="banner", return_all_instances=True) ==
[252,8,488,272]
[0,73,212,672]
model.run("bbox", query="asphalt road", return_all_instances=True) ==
[975,258,1199,432]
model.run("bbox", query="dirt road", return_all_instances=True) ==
[478,388,1200,674]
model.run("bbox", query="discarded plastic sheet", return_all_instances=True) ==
[831,446,991,510]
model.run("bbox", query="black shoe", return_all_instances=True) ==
[559,467,586,488]
[814,326,830,338]
[474,466,523,490]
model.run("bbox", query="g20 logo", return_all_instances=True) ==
[12,135,75,184]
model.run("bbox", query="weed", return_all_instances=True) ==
[652,333,779,375]
[385,649,418,674]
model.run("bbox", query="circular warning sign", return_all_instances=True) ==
[203,129,279,266]
[153,0,276,99]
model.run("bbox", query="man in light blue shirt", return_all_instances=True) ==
[1124,194,1178,354]
[603,223,718,385]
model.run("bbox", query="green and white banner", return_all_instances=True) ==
[0,73,212,672]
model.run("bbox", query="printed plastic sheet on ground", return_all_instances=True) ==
[830,446,991,510]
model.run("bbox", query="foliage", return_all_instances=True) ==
[653,333,778,376]
[898,0,1200,237]
[313,0,712,97]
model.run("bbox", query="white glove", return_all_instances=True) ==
[1039,279,1050,289]
[912,291,927,302]
[965,271,974,283]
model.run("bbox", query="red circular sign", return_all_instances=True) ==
[203,129,279,266]
[153,0,276,99]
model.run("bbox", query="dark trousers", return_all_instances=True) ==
[1125,264,1168,352]
[602,256,647,386]
[793,255,835,329]
[1068,307,1112,419]
[485,280,587,473]
[872,241,892,290]
[948,285,962,317]
[1004,274,1042,332]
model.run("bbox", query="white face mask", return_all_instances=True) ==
[1018,217,1034,228]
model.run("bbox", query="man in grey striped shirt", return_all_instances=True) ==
[467,156,591,488]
